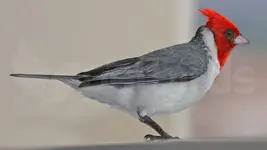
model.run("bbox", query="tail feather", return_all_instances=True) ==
[10,74,78,80]
[10,73,81,89]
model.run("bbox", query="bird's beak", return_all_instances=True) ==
[234,34,250,45]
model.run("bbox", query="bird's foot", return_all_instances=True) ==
[144,134,180,141]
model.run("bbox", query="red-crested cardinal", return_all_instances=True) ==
[10,8,250,141]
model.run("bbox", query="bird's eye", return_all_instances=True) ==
[224,29,234,38]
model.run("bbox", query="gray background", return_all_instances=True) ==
[190,0,267,138]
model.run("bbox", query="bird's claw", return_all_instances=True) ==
[144,134,180,141]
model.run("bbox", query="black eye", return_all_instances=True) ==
[224,29,234,38]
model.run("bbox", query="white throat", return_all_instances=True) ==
[201,27,218,60]
[200,27,221,75]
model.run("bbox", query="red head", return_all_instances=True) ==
[199,8,250,68]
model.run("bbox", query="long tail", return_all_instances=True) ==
[10,73,81,89]
[10,73,77,80]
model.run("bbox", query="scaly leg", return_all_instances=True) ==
[137,112,180,141]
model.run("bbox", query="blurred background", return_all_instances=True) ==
[0,0,266,148]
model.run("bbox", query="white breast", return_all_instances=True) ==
[131,58,220,116]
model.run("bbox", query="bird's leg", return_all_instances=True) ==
[137,112,180,141]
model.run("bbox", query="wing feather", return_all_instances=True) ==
[78,43,209,88]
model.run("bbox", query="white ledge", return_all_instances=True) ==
[5,137,267,150]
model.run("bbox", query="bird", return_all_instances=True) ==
[10,8,250,141]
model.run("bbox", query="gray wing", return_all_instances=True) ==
[78,43,209,87]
